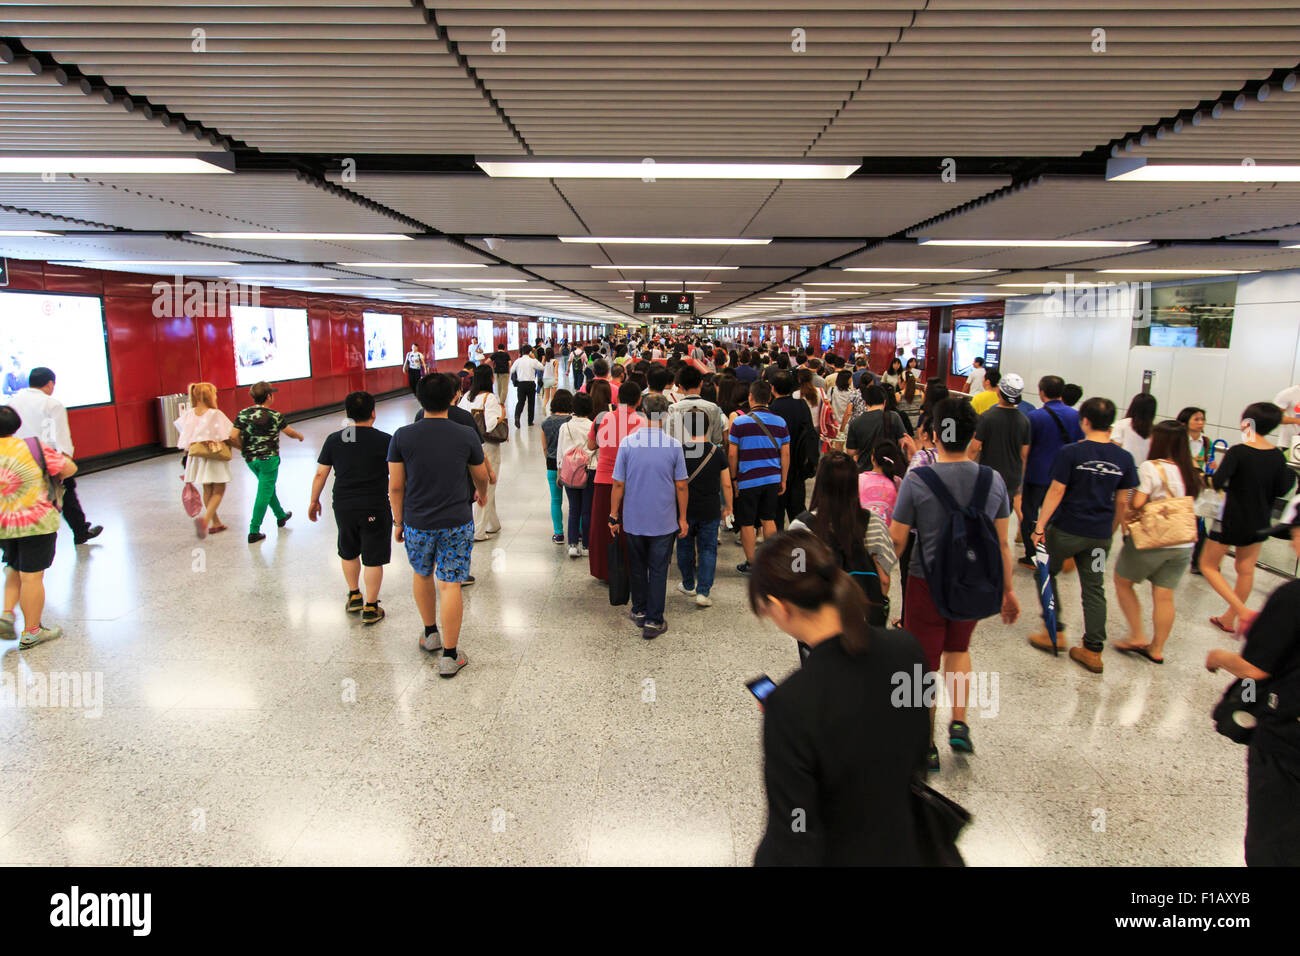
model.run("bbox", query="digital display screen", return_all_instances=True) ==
[800,325,810,348]
[362,312,403,369]
[433,316,459,361]
[476,319,495,354]
[951,318,1002,376]
[820,325,835,351]
[232,305,311,386]
[0,290,113,408]
[1148,324,1203,348]
[506,321,520,351]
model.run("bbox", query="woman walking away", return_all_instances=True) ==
[0,404,77,648]
[1112,421,1202,663]
[459,364,505,542]
[1112,392,1157,465]
[1202,402,1296,633]
[789,451,897,620]
[174,382,234,538]
[1178,406,1211,572]
[587,380,644,581]
[541,347,559,414]
[858,439,904,526]
[748,530,929,865]
[540,389,573,544]
[557,392,597,558]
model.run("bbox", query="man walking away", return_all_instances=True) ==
[309,391,393,625]
[729,381,790,574]
[9,367,101,545]
[1019,375,1084,568]
[890,397,1019,771]
[510,346,543,427]
[676,434,733,608]
[232,381,304,544]
[1028,396,1138,674]
[609,394,688,639]
[389,373,490,676]
[770,371,816,528]
[491,341,512,404]
[968,373,1031,546]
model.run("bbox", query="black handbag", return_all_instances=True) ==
[1212,678,1264,744]
[607,532,630,606]
[910,780,970,866]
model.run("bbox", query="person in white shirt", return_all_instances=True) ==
[9,367,101,544]
[403,344,426,395]
[459,365,505,541]
[1110,392,1157,466]
[965,356,986,395]
[1274,381,1300,458]
[509,346,544,427]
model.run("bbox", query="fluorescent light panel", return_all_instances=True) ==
[57,259,238,267]
[560,236,770,245]
[918,239,1148,248]
[478,159,860,180]
[193,232,412,241]
[0,153,234,175]
[592,265,738,271]
[336,263,486,268]
[1107,157,1300,182]
[1096,269,1255,275]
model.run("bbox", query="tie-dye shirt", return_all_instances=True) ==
[0,436,65,538]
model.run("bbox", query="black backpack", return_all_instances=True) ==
[794,422,820,479]
[795,510,889,626]
[910,466,1004,621]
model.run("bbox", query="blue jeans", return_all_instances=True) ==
[565,472,595,547]
[676,518,720,596]
[625,531,676,625]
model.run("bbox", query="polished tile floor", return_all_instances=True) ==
[0,391,1274,865]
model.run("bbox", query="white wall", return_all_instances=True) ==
[1000,270,1300,444]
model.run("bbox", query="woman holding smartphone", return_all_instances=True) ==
[747,530,929,865]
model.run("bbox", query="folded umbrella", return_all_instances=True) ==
[1034,542,1059,655]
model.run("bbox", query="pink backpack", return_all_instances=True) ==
[559,440,589,488]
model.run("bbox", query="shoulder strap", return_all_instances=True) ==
[687,444,715,484]
[969,465,994,511]
[912,465,961,513]
[750,412,781,452]
[1042,404,1071,444]
[23,437,48,480]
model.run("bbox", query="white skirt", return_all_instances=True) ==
[184,453,233,485]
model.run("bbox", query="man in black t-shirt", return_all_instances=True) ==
[845,384,913,471]
[968,372,1031,538]
[1207,499,1300,865]
[770,372,815,528]
[490,343,511,404]
[675,438,733,607]
[310,391,393,625]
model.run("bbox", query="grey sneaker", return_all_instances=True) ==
[676,582,696,597]
[19,625,62,649]
[629,609,646,628]
[695,593,713,608]
[438,648,468,678]
[419,629,442,652]
[0,611,14,640]
[641,621,667,640]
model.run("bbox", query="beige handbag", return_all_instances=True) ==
[1124,462,1197,550]
[188,440,232,462]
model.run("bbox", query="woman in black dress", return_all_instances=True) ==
[1202,402,1296,634]
[748,530,929,865]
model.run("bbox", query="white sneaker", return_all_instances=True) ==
[695,593,713,608]
[580,546,589,556]
[567,545,579,558]
[676,582,696,597]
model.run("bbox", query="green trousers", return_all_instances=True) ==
[1045,525,1112,652]
[246,455,288,533]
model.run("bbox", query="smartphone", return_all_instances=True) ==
[745,674,777,703]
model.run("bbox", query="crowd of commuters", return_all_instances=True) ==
[3,329,1297,867]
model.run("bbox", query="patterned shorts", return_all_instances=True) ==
[403,520,475,582]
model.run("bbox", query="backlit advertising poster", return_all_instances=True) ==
[433,316,459,361]
[506,321,520,351]
[477,319,495,353]
[527,321,539,344]
[362,311,403,369]
[232,305,311,386]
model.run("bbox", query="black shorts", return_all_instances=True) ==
[0,532,57,573]
[334,506,393,566]
[734,483,781,526]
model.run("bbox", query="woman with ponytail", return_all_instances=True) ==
[858,439,904,525]
[748,530,929,866]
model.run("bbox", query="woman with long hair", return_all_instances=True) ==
[586,380,643,582]
[459,364,505,541]
[795,367,821,419]
[1177,405,1211,572]
[748,530,928,865]
[1112,392,1158,465]
[896,372,925,430]
[540,346,559,413]
[556,392,598,558]
[789,451,897,609]
[174,382,234,538]
[1112,421,1203,663]
[882,356,904,389]
[858,439,904,526]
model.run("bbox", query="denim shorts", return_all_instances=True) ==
[403,520,475,582]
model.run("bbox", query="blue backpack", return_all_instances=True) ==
[910,465,1004,622]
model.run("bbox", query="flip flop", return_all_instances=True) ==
[1115,644,1164,665]
[208,524,228,534]
[1209,616,1236,635]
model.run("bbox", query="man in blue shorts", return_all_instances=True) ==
[389,373,491,677]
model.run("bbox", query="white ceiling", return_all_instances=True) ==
[0,2,1298,324]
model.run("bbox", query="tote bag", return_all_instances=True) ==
[607,533,630,606]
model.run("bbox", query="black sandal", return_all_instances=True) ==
[1115,644,1164,665]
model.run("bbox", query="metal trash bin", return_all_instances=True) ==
[156,393,188,448]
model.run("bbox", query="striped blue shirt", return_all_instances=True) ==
[729,409,789,490]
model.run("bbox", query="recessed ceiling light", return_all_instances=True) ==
[1096,269,1255,275]
[478,159,860,180]
[335,262,486,268]
[559,236,770,246]
[1106,157,1300,182]
[0,230,61,237]
[843,267,998,274]
[0,152,235,175]
[193,232,413,241]
[803,282,917,287]
[918,239,1148,248]
[56,259,239,267]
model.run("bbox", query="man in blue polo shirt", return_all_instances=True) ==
[729,380,790,575]
[1019,374,1084,568]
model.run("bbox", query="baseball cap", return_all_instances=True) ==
[250,381,279,403]
[1264,495,1300,539]
[998,373,1025,404]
